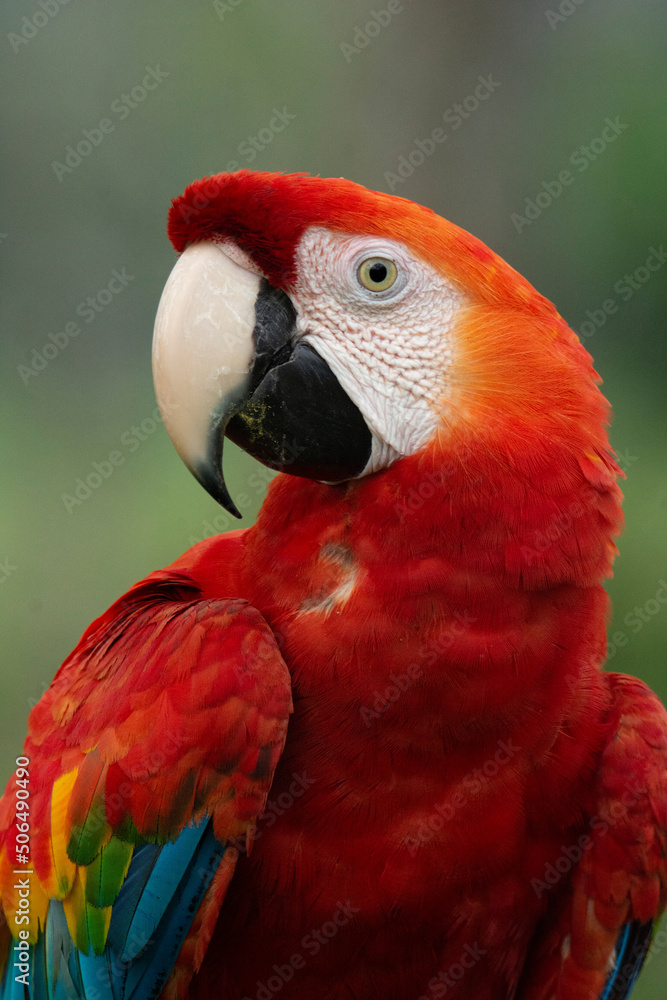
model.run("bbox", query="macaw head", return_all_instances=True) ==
[154,170,619,535]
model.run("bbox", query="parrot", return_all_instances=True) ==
[0,168,666,1000]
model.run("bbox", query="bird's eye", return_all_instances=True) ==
[357,256,398,292]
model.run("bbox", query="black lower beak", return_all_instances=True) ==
[205,279,372,516]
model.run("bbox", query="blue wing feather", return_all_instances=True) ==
[0,818,226,1000]
[29,935,45,1000]
[119,822,211,964]
[122,821,225,1000]
[599,920,654,1000]
[106,842,162,963]
[78,949,116,1000]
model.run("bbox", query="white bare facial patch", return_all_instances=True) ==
[291,227,465,474]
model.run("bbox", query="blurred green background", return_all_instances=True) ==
[1,1,665,994]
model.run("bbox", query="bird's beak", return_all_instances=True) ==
[153,241,371,516]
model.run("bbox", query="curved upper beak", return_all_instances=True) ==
[153,240,372,516]
[152,242,283,516]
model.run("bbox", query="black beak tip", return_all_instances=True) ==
[193,463,242,519]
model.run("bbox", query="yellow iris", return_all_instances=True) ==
[357,256,398,292]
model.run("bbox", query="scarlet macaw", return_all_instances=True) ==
[0,170,665,1000]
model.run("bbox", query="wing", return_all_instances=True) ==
[0,567,292,1000]
[518,673,667,1000]
[598,919,654,1000]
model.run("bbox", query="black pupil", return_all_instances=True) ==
[368,262,387,284]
